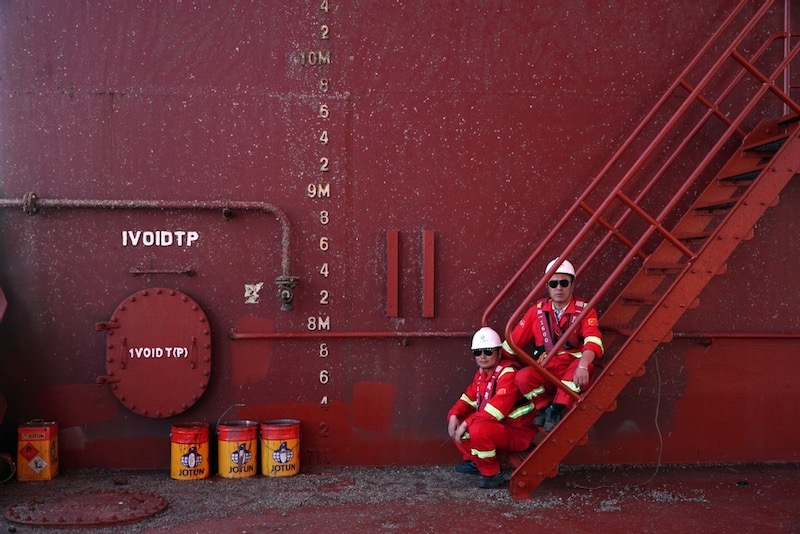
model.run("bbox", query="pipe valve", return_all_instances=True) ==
[276,275,300,311]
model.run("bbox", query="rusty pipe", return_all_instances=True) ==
[0,192,299,310]
[230,330,472,340]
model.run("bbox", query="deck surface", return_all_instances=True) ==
[1,464,798,533]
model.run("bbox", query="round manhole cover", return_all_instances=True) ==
[101,288,212,418]
[4,490,168,527]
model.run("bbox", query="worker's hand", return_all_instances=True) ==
[574,366,590,388]
[454,422,468,443]
[447,415,460,439]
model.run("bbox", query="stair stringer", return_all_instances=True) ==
[509,123,800,500]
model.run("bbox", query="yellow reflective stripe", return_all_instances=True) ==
[471,447,497,459]
[570,351,582,358]
[524,386,546,400]
[460,394,477,409]
[501,340,515,355]
[485,403,504,421]
[498,367,515,378]
[508,403,535,419]
[562,380,581,393]
[584,336,603,350]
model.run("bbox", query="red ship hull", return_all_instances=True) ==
[0,0,798,478]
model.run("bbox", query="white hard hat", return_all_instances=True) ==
[471,327,502,350]
[546,258,575,278]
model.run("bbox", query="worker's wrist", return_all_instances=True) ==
[578,365,588,370]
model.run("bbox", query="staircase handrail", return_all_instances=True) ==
[488,0,800,393]
[481,0,763,331]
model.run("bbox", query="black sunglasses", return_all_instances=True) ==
[548,279,571,288]
[472,348,496,356]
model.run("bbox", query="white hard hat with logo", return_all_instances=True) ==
[546,258,576,278]
[471,327,502,350]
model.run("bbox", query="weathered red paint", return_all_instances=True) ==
[0,1,798,484]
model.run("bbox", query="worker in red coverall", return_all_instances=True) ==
[447,327,536,489]
[502,258,604,432]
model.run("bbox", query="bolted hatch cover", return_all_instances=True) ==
[4,490,168,527]
[97,288,212,418]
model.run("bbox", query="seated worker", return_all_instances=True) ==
[501,258,603,432]
[447,327,536,489]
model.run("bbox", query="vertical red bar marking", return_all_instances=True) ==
[386,230,399,317]
[422,230,435,318]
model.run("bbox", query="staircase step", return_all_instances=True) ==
[644,262,685,275]
[620,291,659,305]
[718,167,762,185]
[740,113,799,152]
[777,114,800,128]
[675,230,712,242]
[693,197,739,214]
[744,137,786,154]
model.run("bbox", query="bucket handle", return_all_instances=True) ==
[216,403,259,429]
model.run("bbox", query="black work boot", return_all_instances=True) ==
[543,403,565,432]
[454,460,480,475]
[533,408,547,427]
[478,472,505,489]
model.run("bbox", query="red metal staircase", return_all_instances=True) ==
[482,0,800,499]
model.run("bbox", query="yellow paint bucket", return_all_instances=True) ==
[260,419,300,477]
[170,422,209,480]
[17,420,58,481]
[217,420,258,478]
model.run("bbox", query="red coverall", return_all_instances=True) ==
[502,296,604,410]
[447,359,536,476]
